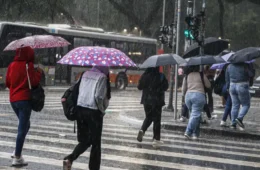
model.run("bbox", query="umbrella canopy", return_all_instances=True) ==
[228,47,260,63]
[183,37,229,58]
[4,35,71,51]
[57,46,137,67]
[140,54,186,68]
[181,55,225,66]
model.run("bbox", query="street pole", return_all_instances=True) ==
[173,0,181,120]
[199,0,206,56]
[161,0,166,49]
[165,0,178,112]
[193,0,196,16]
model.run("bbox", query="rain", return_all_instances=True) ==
[0,0,260,170]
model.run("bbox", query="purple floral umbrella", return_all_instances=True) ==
[57,46,137,67]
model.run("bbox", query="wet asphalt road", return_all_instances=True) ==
[0,90,260,170]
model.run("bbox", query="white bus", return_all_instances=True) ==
[0,22,158,89]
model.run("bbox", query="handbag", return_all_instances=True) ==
[26,63,45,112]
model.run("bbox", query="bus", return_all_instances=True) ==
[0,22,157,90]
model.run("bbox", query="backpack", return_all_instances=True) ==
[61,73,83,121]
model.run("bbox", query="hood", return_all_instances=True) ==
[92,66,109,76]
[14,46,35,63]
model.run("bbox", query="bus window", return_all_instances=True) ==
[111,41,116,48]
[74,37,93,47]
[93,39,109,47]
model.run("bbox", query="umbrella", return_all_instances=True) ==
[228,47,260,63]
[183,37,229,58]
[181,55,225,66]
[4,35,71,51]
[140,53,186,68]
[57,46,137,67]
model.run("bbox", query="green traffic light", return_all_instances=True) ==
[184,29,194,40]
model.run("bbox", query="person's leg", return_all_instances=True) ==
[222,94,232,121]
[141,105,153,132]
[88,109,103,170]
[207,88,214,113]
[152,106,162,141]
[15,101,32,157]
[230,84,240,126]
[64,108,91,163]
[237,84,251,127]
[184,92,193,136]
[191,93,205,137]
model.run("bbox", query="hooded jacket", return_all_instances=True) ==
[138,68,169,106]
[6,47,41,102]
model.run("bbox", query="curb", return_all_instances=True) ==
[162,123,260,140]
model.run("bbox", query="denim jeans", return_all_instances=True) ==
[185,92,206,137]
[11,101,32,157]
[230,83,251,125]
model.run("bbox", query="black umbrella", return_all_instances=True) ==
[140,53,186,68]
[228,47,260,63]
[181,55,226,66]
[183,37,229,58]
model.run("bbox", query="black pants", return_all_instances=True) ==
[64,107,103,170]
[207,88,214,114]
[141,104,162,140]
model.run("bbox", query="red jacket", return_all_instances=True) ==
[6,47,41,102]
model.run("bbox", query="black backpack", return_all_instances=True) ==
[61,73,83,121]
[213,71,225,95]
[31,85,45,112]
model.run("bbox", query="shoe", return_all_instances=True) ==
[63,160,72,170]
[184,133,191,140]
[11,150,15,158]
[179,116,186,122]
[152,139,163,149]
[137,130,144,142]
[209,115,218,120]
[238,126,245,131]
[235,118,245,128]
[220,121,227,127]
[191,135,198,140]
[12,157,28,167]
[230,124,236,129]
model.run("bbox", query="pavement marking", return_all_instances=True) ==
[0,152,127,170]
[1,127,260,156]
[0,142,220,170]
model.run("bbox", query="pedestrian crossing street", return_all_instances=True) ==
[0,113,260,170]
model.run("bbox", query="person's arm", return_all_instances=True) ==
[182,76,187,96]
[27,63,41,87]
[95,76,107,113]
[137,74,146,90]
[203,74,211,89]
[5,65,11,89]
[225,67,230,91]
[160,74,169,91]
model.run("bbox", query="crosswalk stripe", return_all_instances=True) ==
[1,130,260,169]
[0,152,127,170]
[0,141,221,170]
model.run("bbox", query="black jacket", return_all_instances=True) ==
[138,70,168,106]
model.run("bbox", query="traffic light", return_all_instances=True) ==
[184,29,194,40]
[184,15,200,42]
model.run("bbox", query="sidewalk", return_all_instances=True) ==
[123,106,260,140]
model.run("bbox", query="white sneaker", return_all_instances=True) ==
[220,121,227,127]
[179,116,187,122]
[63,160,72,170]
[12,157,28,167]
[209,114,218,120]
[191,135,198,140]
[11,150,15,158]
[238,126,245,131]
[152,139,163,149]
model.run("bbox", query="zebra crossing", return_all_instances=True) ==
[1,91,260,169]
[0,113,260,169]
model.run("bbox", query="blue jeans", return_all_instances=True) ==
[11,101,32,157]
[185,92,206,137]
[230,83,250,125]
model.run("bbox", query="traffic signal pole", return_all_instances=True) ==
[165,0,178,112]
[199,0,206,56]
[173,0,182,120]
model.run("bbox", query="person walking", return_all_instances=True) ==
[226,63,254,130]
[204,65,215,116]
[6,46,42,166]
[182,65,211,140]
[63,66,111,170]
[137,67,168,148]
